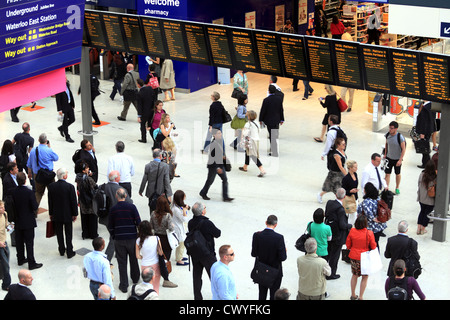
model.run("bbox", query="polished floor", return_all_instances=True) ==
[0,71,448,300]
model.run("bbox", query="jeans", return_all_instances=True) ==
[110,79,122,100]
[0,245,11,290]
[200,165,229,199]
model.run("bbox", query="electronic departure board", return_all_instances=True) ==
[101,12,127,52]
[141,17,166,57]
[229,28,258,72]
[390,49,421,99]
[121,15,146,55]
[361,45,391,94]
[305,37,335,84]
[85,10,108,49]
[421,53,450,103]
[205,26,233,68]
[333,40,364,89]
[183,22,211,65]
[279,35,308,79]
[162,20,188,62]
[254,31,282,76]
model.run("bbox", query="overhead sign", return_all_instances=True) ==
[0,0,85,88]
[441,22,450,38]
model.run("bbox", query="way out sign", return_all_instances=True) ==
[441,22,450,38]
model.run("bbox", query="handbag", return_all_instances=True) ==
[46,220,55,238]
[413,139,430,154]
[336,96,348,112]
[230,115,247,129]
[167,229,179,250]
[360,231,382,275]
[231,88,243,99]
[343,195,357,214]
[148,74,159,89]
[34,147,55,186]
[222,108,232,123]
[122,72,138,101]
[295,221,312,252]
[250,258,279,288]
[157,237,172,279]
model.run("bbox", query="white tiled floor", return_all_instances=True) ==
[0,71,448,300]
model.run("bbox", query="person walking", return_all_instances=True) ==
[346,214,376,300]
[239,110,266,177]
[136,220,161,294]
[117,63,139,121]
[416,160,437,235]
[47,168,78,259]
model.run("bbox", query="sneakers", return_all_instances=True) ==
[163,280,178,288]
[395,188,400,195]
[317,192,323,204]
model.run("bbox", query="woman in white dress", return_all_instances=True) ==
[171,190,190,266]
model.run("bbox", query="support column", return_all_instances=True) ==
[79,46,95,143]
[432,103,450,242]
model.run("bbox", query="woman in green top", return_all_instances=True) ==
[309,208,332,258]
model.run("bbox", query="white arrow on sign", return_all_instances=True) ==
[445,27,450,34]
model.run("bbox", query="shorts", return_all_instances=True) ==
[350,258,361,276]
[384,157,401,175]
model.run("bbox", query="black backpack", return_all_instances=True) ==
[403,238,422,279]
[94,184,109,219]
[91,74,101,98]
[387,276,408,300]
[127,284,155,300]
[184,220,211,259]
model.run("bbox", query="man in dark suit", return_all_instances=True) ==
[384,220,420,277]
[139,149,173,214]
[325,188,351,279]
[4,269,36,300]
[55,79,76,143]
[77,139,98,183]
[259,85,285,157]
[415,101,435,168]
[187,202,221,300]
[12,122,34,173]
[47,168,78,258]
[137,78,155,143]
[251,215,287,300]
[11,172,42,270]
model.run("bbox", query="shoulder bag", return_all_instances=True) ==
[295,221,312,252]
[34,147,55,186]
[123,72,138,101]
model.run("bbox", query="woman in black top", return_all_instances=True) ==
[314,85,341,143]
[342,160,359,225]
[202,91,226,153]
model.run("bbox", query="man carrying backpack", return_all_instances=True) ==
[186,202,221,300]
[127,267,159,300]
[321,115,346,161]
[383,121,406,195]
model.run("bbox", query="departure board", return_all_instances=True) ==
[121,15,146,55]
[183,22,211,65]
[305,37,335,84]
[206,26,233,68]
[254,31,282,76]
[361,45,391,93]
[333,41,363,89]
[101,12,126,52]
[230,29,258,71]
[162,20,188,61]
[390,49,421,98]
[141,17,166,57]
[85,10,108,49]
[421,53,450,103]
[279,35,308,79]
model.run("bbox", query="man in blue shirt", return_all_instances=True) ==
[26,133,59,207]
[83,237,116,300]
[210,244,237,300]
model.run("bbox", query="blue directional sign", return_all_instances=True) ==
[0,0,85,87]
[441,22,450,38]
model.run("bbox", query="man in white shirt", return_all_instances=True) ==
[321,115,342,160]
[361,153,387,192]
[107,141,135,197]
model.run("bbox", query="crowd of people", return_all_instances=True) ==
[0,49,441,301]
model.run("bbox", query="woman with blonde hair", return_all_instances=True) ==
[342,160,359,225]
[314,84,341,143]
[162,136,179,180]
[239,110,266,177]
